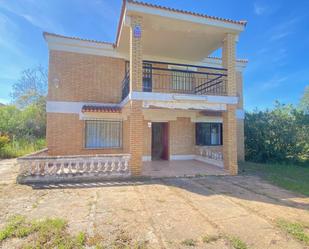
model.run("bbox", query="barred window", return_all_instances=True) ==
[85,120,122,148]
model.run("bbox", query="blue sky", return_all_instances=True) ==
[0,0,308,110]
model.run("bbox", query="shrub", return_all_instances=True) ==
[0,134,10,151]
[245,102,309,165]
[0,138,46,159]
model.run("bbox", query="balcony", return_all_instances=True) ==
[122,61,227,100]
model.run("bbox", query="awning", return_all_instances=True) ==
[81,105,121,113]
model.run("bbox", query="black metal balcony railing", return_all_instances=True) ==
[121,61,227,100]
[121,70,130,100]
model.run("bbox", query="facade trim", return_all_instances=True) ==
[46,101,120,114]
[130,91,238,104]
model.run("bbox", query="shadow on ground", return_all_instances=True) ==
[27,175,309,211]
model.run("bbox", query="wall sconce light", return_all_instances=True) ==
[147,122,152,128]
[53,78,60,88]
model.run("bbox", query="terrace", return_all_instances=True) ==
[122,61,227,100]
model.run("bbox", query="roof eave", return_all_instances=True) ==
[115,1,247,48]
[127,0,246,31]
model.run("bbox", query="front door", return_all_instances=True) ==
[151,122,169,160]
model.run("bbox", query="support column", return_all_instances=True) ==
[129,15,144,176]
[223,105,238,175]
[129,100,143,176]
[222,33,238,175]
[129,15,143,92]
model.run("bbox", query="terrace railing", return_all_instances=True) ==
[17,154,131,184]
[121,70,130,101]
[120,61,227,98]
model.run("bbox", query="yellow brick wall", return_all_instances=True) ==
[143,120,151,156]
[237,119,245,161]
[236,72,243,108]
[169,117,195,155]
[222,33,238,174]
[129,15,143,92]
[222,33,237,96]
[128,101,144,175]
[47,113,129,156]
[222,105,238,175]
[236,71,245,161]
[48,50,126,103]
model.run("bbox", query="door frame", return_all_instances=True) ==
[151,122,169,160]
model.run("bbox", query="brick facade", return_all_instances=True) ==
[47,113,129,156]
[222,33,239,175]
[46,17,245,176]
[236,71,245,161]
[169,118,195,155]
[128,15,144,176]
[129,15,143,92]
[48,50,126,103]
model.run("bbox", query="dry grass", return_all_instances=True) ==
[0,215,149,249]
[0,215,85,249]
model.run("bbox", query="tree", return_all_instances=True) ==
[11,65,48,108]
[3,66,48,139]
[245,102,309,164]
[299,86,309,114]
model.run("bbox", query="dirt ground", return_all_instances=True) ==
[0,159,308,249]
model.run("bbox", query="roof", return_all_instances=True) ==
[208,56,248,63]
[81,105,122,113]
[43,32,115,46]
[44,1,248,63]
[128,0,247,26]
[116,0,247,46]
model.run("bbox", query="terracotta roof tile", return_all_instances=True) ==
[82,105,121,113]
[127,0,247,26]
[207,56,248,63]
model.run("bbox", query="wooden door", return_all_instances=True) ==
[151,122,168,160]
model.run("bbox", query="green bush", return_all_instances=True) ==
[0,138,46,159]
[0,103,45,140]
[0,134,10,151]
[245,102,309,165]
[0,103,46,158]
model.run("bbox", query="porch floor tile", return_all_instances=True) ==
[142,160,228,178]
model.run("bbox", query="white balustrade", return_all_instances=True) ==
[199,148,223,161]
[17,154,131,178]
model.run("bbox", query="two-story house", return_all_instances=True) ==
[39,0,247,179]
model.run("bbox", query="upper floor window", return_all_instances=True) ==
[85,120,122,149]
[195,122,222,146]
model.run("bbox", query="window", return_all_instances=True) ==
[143,63,152,92]
[85,120,122,148]
[195,123,222,146]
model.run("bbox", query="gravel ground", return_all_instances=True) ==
[0,159,308,248]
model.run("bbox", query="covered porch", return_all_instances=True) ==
[142,160,227,178]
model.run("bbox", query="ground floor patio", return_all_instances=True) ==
[1,159,308,248]
[142,160,227,178]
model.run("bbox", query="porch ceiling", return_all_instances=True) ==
[116,1,246,61]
